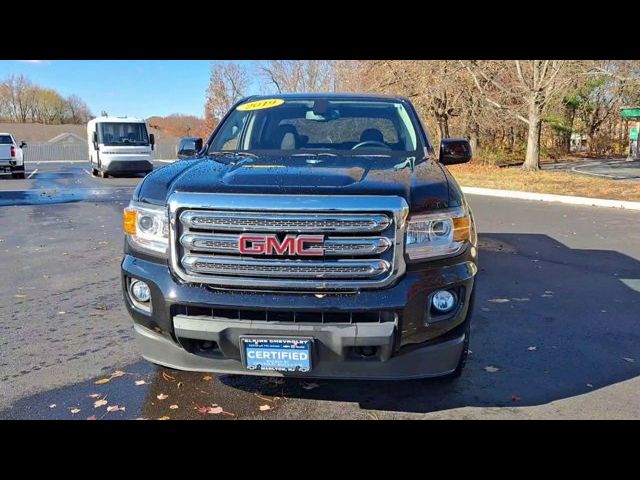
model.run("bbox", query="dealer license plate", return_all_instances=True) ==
[241,337,312,373]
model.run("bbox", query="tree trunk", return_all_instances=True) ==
[522,99,542,171]
[437,115,450,139]
[467,119,480,156]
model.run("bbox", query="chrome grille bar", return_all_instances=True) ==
[180,211,391,233]
[182,255,391,278]
[180,233,392,256]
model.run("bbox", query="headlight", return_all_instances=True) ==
[123,202,169,257]
[405,207,471,261]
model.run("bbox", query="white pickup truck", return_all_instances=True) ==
[0,133,26,179]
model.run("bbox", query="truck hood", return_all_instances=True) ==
[136,154,454,212]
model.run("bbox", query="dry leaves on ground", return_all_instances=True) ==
[484,366,500,373]
[259,405,273,412]
[157,393,169,400]
[93,399,108,408]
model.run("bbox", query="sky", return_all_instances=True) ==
[0,60,262,119]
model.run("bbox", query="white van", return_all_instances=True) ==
[87,116,155,177]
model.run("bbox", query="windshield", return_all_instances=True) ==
[208,99,422,155]
[98,122,149,146]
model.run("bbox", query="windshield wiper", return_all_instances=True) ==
[206,150,258,159]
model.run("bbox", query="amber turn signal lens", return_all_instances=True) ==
[123,209,137,235]
[453,216,471,242]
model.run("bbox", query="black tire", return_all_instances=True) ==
[12,171,25,179]
[438,320,470,381]
[92,168,99,176]
[99,169,109,178]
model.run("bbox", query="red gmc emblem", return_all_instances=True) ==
[238,234,325,256]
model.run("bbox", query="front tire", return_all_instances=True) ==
[438,320,470,381]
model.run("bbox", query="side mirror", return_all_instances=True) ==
[177,137,203,160]
[439,138,472,165]
[149,133,155,151]
[20,141,26,148]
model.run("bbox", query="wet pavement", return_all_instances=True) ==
[1,161,639,419]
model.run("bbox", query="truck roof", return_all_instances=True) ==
[88,116,147,124]
[243,92,411,102]
[0,132,14,136]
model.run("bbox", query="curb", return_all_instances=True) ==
[461,186,640,211]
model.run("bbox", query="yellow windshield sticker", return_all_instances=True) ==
[237,99,285,111]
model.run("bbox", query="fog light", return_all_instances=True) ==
[432,290,456,313]
[131,280,151,302]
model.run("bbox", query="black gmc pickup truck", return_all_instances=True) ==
[121,93,478,380]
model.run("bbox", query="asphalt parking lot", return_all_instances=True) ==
[0,161,639,419]
[543,157,640,180]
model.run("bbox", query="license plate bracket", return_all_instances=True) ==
[240,336,313,373]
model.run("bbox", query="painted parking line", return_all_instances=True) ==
[27,169,38,179]
[32,160,88,164]
[83,169,93,176]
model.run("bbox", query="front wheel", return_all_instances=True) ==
[438,320,470,381]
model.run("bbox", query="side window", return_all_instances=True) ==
[209,110,250,152]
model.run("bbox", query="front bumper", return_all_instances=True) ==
[105,159,153,174]
[122,252,477,380]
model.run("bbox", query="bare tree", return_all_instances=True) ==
[464,60,576,170]
[202,62,249,134]
[259,60,336,93]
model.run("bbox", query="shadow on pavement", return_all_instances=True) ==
[220,232,640,413]
[2,233,639,418]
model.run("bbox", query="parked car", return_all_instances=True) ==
[0,133,26,179]
[121,93,477,381]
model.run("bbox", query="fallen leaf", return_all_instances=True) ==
[512,297,530,302]
[511,395,521,402]
[207,406,224,414]
[94,377,111,385]
[14,294,27,298]
[587,383,594,388]
[527,346,537,351]
[89,394,101,399]
[301,382,320,391]
[111,370,126,378]
[57,311,66,315]
[169,405,179,410]
[366,412,379,420]
[106,405,124,413]
[259,404,273,411]
[202,375,213,381]
[70,408,81,414]
[484,366,500,373]
[157,393,168,400]
[49,404,56,409]
[623,357,635,363]
[157,416,171,420]
[135,380,146,386]
[488,298,510,303]
[86,415,97,421]
[177,382,184,389]
[93,399,108,408]
[162,371,175,382]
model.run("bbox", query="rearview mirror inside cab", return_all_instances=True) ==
[439,138,472,165]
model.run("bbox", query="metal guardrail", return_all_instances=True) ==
[22,142,178,162]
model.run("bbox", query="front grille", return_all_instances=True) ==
[180,211,390,232]
[169,194,408,290]
[173,305,397,324]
